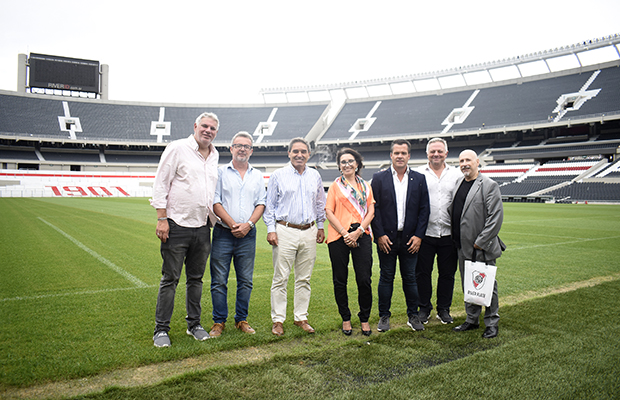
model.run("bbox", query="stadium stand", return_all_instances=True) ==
[0,93,329,146]
[2,35,620,201]
[318,64,620,144]
[547,181,620,202]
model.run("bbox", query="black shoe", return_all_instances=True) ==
[453,322,480,332]
[436,309,454,324]
[482,326,498,338]
[407,315,425,331]
[361,322,371,336]
[377,315,390,332]
[418,309,430,324]
[342,321,352,336]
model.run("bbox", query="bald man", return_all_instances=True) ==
[449,150,505,339]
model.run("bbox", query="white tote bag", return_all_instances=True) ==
[463,257,497,307]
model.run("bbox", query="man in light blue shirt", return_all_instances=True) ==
[264,137,326,336]
[209,132,266,338]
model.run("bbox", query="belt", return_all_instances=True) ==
[215,223,231,231]
[277,220,315,230]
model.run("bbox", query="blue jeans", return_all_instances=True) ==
[377,233,420,318]
[155,220,211,334]
[210,225,256,324]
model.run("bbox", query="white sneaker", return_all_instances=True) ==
[153,331,171,347]
[186,324,211,341]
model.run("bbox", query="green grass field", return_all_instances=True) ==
[1,198,619,399]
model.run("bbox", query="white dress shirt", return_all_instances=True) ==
[391,165,409,231]
[416,162,461,237]
[150,135,219,228]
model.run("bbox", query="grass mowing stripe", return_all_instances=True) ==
[6,277,618,400]
[0,267,329,302]
[502,231,591,239]
[37,217,149,288]
[0,285,157,302]
[2,200,618,392]
[505,235,620,251]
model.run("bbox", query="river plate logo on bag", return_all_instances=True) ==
[472,271,487,290]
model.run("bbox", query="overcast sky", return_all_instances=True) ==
[1,0,618,104]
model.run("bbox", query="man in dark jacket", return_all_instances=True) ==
[371,139,430,332]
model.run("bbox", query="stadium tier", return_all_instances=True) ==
[0,94,329,146]
[319,63,620,143]
[1,40,619,201]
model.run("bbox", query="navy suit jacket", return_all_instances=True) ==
[371,167,430,244]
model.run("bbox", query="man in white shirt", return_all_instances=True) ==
[150,112,220,347]
[415,138,462,325]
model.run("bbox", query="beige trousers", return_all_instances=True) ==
[270,223,318,323]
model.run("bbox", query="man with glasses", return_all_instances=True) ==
[208,132,266,338]
[264,137,326,336]
[151,112,219,347]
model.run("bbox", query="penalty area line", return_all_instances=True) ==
[37,217,149,288]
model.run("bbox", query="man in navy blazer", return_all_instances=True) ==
[371,139,430,332]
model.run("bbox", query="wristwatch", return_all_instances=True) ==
[248,221,255,230]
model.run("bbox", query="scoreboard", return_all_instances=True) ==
[29,53,100,93]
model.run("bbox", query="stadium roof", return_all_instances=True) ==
[259,34,620,103]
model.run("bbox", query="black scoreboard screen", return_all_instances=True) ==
[29,53,100,93]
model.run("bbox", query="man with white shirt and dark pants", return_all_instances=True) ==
[151,112,219,347]
[415,138,462,325]
[264,137,326,337]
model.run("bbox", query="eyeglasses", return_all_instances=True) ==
[231,144,253,151]
[340,159,356,166]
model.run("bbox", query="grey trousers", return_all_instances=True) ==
[154,220,211,334]
[457,248,500,328]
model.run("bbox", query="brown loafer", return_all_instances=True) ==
[294,320,315,334]
[235,320,256,334]
[272,322,284,336]
[209,322,225,338]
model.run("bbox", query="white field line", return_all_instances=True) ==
[503,217,594,224]
[37,217,149,288]
[6,273,620,400]
[6,232,618,302]
[1,285,156,302]
[502,231,586,239]
[504,235,620,251]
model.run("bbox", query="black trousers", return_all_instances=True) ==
[328,233,373,323]
[416,235,458,312]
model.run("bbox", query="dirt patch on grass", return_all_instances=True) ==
[501,272,620,306]
[0,345,278,399]
[3,272,619,400]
